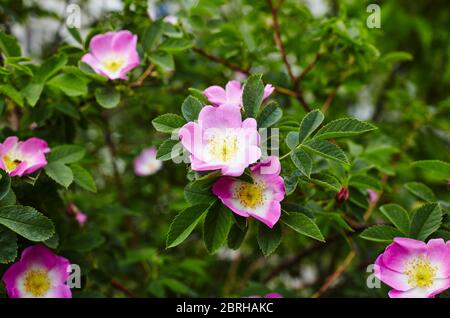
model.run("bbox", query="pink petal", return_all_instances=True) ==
[426,239,450,278]
[225,80,242,107]
[382,238,427,273]
[198,104,242,129]
[263,84,275,100]
[89,32,116,60]
[374,255,411,291]
[111,30,138,55]
[204,86,226,106]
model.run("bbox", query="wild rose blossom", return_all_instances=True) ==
[0,136,50,177]
[374,237,450,298]
[67,202,88,226]
[2,245,72,298]
[82,30,140,80]
[179,103,261,177]
[133,147,162,176]
[204,80,275,108]
[212,156,285,228]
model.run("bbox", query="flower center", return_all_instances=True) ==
[235,182,265,209]
[404,256,437,288]
[2,155,22,172]
[23,269,51,297]
[207,134,239,163]
[103,59,123,73]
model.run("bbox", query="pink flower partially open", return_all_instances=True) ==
[0,136,50,177]
[374,237,450,298]
[212,156,285,228]
[179,104,261,177]
[82,30,140,80]
[133,147,162,176]
[2,245,72,298]
[204,80,275,108]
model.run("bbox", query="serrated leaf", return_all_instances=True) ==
[286,131,299,150]
[349,175,382,191]
[0,170,11,201]
[156,139,182,161]
[379,204,410,234]
[409,203,442,241]
[0,84,24,107]
[360,225,403,243]
[203,204,233,254]
[143,20,164,53]
[48,145,85,164]
[412,160,450,180]
[149,51,174,71]
[95,87,121,108]
[257,101,282,128]
[45,162,74,188]
[0,226,17,264]
[313,118,376,140]
[281,212,324,242]
[0,205,54,242]
[242,74,264,118]
[291,148,312,178]
[303,140,349,164]
[298,109,324,143]
[35,55,68,82]
[159,38,193,52]
[22,83,44,107]
[257,223,282,256]
[152,113,186,133]
[227,223,247,250]
[0,31,21,57]
[181,95,203,122]
[71,164,97,192]
[47,73,88,96]
[184,178,216,205]
[404,182,436,203]
[167,204,210,248]
[310,173,342,192]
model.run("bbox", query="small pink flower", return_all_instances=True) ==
[82,30,140,80]
[374,237,450,298]
[0,136,50,177]
[67,202,88,226]
[212,156,285,228]
[367,189,379,203]
[179,104,261,177]
[75,212,88,226]
[2,245,72,298]
[204,80,275,108]
[265,293,283,298]
[133,147,162,176]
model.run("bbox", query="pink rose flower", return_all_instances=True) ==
[179,104,261,177]
[204,80,275,108]
[374,237,450,298]
[212,156,285,228]
[0,136,50,177]
[82,30,140,80]
[133,147,162,176]
[2,245,72,298]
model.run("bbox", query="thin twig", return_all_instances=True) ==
[321,85,339,113]
[192,47,250,75]
[111,279,136,298]
[129,64,155,88]
[298,52,322,82]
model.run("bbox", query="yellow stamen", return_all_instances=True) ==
[235,182,265,209]
[23,269,51,297]
[208,135,239,162]
[404,256,437,288]
[103,59,123,73]
[2,155,21,172]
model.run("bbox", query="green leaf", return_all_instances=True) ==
[62,231,105,252]
[78,61,108,82]
[152,113,186,133]
[404,182,436,203]
[433,230,450,241]
[291,148,312,178]
[188,88,209,104]
[281,212,324,242]
[0,170,11,201]
[409,203,442,241]
[310,173,341,192]
[48,145,85,164]
[257,101,282,128]
[380,51,413,64]
[298,109,324,143]
[35,55,68,83]
[412,160,450,180]
[143,20,164,53]
[242,74,264,118]
[0,205,54,242]
[227,223,247,250]
[184,178,216,205]
[360,225,403,243]
[203,204,233,254]
[45,162,74,188]
[0,84,24,107]
[149,51,174,71]
[0,31,21,57]
[286,131,299,149]
[349,175,382,191]
[159,38,193,52]
[71,164,97,192]
[95,87,121,108]
[0,226,17,264]
[156,139,182,161]
[313,118,376,140]
[22,83,44,107]
[379,204,410,234]
[181,95,203,122]
[67,26,83,44]
[47,73,88,96]
[166,204,210,248]
[257,223,282,256]
[303,140,349,164]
